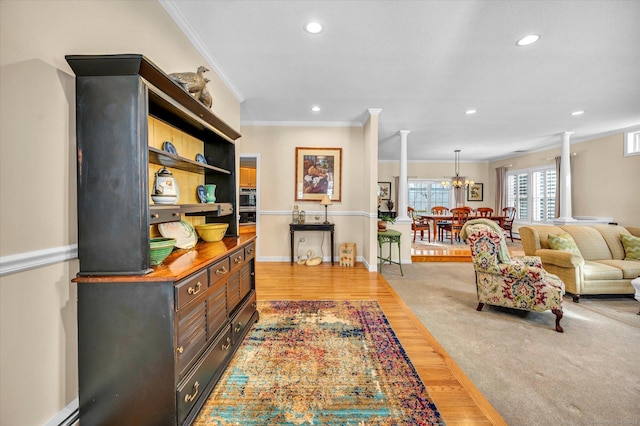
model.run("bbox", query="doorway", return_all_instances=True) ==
[239,155,259,237]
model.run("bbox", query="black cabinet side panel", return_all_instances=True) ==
[76,75,150,274]
[78,282,176,425]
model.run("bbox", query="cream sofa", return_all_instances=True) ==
[519,224,640,302]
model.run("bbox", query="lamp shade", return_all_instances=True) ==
[320,195,332,205]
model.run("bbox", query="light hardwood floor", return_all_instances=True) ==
[255,262,507,425]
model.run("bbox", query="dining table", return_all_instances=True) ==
[419,214,507,242]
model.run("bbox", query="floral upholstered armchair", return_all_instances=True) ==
[460,219,565,332]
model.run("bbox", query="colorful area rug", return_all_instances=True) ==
[194,300,444,425]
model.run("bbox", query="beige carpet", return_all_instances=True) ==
[382,262,640,426]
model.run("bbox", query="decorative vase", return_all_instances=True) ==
[378,220,387,231]
[204,184,216,203]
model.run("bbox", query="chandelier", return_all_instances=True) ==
[441,149,474,189]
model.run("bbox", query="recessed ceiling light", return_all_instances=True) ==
[571,110,585,116]
[516,34,540,46]
[311,105,321,112]
[465,109,477,115]
[304,21,324,34]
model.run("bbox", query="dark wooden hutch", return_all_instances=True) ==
[67,54,258,425]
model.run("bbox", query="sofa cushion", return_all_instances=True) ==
[596,260,640,279]
[583,261,624,280]
[592,225,632,260]
[620,233,640,260]
[548,233,581,255]
[560,226,613,261]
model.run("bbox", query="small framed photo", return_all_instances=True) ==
[467,183,483,201]
[377,182,391,200]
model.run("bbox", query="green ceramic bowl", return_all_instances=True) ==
[150,237,176,266]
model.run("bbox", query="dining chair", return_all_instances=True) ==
[431,206,450,241]
[502,207,517,242]
[476,207,493,218]
[408,207,430,243]
[440,207,469,244]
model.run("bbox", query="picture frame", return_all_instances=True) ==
[295,147,342,202]
[377,182,391,200]
[467,182,484,201]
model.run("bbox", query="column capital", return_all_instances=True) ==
[368,108,383,116]
[399,130,411,135]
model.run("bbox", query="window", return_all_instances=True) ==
[506,166,556,223]
[624,128,640,156]
[408,180,451,213]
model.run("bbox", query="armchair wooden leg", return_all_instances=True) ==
[552,308,564,333]
[476,303,484,311]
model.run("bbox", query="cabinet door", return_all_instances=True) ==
[176,297,207,377]
[207,278,227,338]
[226,271,241,314]
[240,262,253,301]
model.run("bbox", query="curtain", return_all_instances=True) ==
[555,156,561,218]
[454,178,465,207]
[495,166,506,213]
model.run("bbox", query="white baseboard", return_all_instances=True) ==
[44,397,78,426]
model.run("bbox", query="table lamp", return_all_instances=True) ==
[320,195,332,224]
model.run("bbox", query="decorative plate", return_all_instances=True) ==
[195,153,207,164]
[196,185,207,203]
[158,220,198,249]
[162,141,178,155]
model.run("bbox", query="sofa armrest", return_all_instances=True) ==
[536,249,584,268]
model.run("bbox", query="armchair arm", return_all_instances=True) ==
[512,256,543,268]
[535,249,584,268]
[497,262,548,280]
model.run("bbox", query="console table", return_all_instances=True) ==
[290,222,335,265]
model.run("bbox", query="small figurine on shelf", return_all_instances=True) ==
[199,79,212,108]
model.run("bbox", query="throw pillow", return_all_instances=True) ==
[620,233,640,260]
[548,232,581,255]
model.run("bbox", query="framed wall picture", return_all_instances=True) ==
[295,147,342,202]
[377,182,391,200]
[467,183,483,201]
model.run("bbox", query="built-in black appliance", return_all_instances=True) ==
[239,188,257,223]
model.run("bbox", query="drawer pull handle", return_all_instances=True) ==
[221,337,231,351]
[235,322,243,333]
[215,266,228,275]
[184,381,199,403]
[188,282,202,295]
[252,302,257,309]
[177,346,184,354]
[234,256,242,264]
[247,248,254,254]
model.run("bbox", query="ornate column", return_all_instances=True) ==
[397,130,411,222]
[556,131,576,223]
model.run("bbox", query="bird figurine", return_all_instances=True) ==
[169,66,208,96]
[199,78,212,108]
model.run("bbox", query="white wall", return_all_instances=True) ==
[238,125,373,265]
[489,133,640,227]
[0,1,240,424]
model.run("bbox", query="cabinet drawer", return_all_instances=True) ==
[176,270,208,309]
[176,298,207,377]
[149,206,181,224]
[244,242,255,261]
[208,257,230,287]
[177,325,232,425]
[232,291,257,344]
[207,279,227,335]
[229,248,245,272]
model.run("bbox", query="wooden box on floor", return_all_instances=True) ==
[339,242,356,267]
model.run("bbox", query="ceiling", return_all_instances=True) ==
[161,0,640,161]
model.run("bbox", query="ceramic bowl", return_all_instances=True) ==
[195,223,229,242]
[149,237,176,265]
